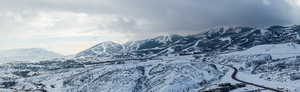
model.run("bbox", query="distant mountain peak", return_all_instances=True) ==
[0,48,63,64]
[98,41,119,45]
[76,41,124,58]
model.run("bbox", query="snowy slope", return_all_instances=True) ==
[0,56,223,92]
[0,48,63,64]
[223,43,300,59]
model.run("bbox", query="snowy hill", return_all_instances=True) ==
[76,41,124,58]
[0,48,63,64]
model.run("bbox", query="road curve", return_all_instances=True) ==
[225,65,284,92]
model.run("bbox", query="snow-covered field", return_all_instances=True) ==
[0,56,224,92]
[223,43,300,59]
[216,43,300,92]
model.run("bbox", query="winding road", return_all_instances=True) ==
[225,65,284,92]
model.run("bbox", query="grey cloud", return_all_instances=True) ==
[0,0,298,37]
[102,0,296,35]
[95,0,296,33]
[1,0,300,54]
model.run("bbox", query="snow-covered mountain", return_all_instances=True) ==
[1,25,300,92]
[76,41,124,58]
[0,48,63,64]
[76,25,300,61]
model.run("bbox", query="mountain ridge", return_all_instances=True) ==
[76,25,300,60]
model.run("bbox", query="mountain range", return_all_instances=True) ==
[76,25,300,61]
[0,25,300,92]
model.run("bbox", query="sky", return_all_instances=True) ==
[0,0,300,55]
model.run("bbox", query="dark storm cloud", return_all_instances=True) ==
[115,0,294,32]
[0,0,297,34]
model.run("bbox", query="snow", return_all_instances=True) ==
[223,43,300,59]
[0,56,223,92]
[193,40,201,47]
[76,41,124,58]
[156,34,180,43]
[260,29,268,35]
[236,71,300,91]
[217,67,238,84]
[220,37,231,42]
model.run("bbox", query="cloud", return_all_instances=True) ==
[0,0,299,54]
[0,11,134,55]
